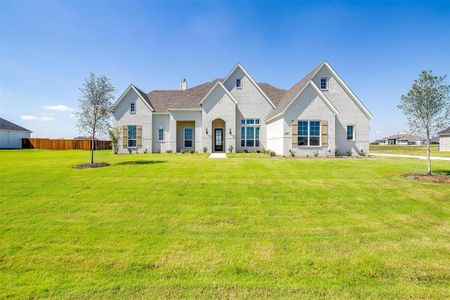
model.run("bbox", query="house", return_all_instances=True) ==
[438,126,450,151]
[377,133,426,145]
[112,61,373,156]
[0,118,32,149]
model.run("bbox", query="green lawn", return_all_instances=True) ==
[370,144,450,157]
[1,150,449,299]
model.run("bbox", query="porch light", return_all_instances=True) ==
[229,128,232,135]
[206,128,208,135]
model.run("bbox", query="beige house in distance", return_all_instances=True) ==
[112,61,373,156]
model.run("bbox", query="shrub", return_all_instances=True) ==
[108,127,120,155]
[359,149,366,157]
[269,151,276,157]
[256,150,260,153]
[127,147,133,154]
[190,150,195,154]
[335,149,340,157]
[346,150,352,157]
[203,147,207,154]
[289,149,295,157]
[313,151,319,157]
[228,145,234,153]
[244,149,248,153]
[166,150,173,154]
[143,148,148,154]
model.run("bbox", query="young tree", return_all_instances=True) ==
[77,73,115,164]
[398,71,450,175]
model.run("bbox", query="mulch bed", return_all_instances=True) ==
[405,173,450,184]
[72,162,109,169]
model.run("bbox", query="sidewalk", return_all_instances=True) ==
[370,153,450,161]
[208,153,227,159]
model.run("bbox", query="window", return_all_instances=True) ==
[298,121,308,146]
[236,78,242,89]
[347,125,355,140]
[130,102,136,114]
[320,78,328,90]
[128,125,136,147]
[184,128,193,147]
[297,120,321,146]
[158,128,164,141]
[240,118,260,147]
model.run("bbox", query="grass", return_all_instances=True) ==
[0,150,449,299]
[370,144,450,157]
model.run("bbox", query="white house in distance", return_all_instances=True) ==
[375,133,426,145]
[0,118,32,149]
[438,127,450,151]
[112,61,373,156]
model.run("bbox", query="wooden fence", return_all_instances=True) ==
[22,138,111,150]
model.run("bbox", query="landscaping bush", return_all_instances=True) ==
[289,149,295,157]
[228,145,233,153]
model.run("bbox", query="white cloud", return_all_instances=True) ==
[21,115,38,120]
[44,105,75,112]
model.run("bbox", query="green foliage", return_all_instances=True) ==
[398,70,450,174]
[289,149,295,157]
[1,150,449,298]
[228,145,233,153]
[76,73,116,164]
[108,127,120,154]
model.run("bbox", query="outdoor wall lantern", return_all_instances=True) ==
[229,128,232,135]
[206,128,208,135]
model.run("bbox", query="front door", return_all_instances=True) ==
[214,128,224,152]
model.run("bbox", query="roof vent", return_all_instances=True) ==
[180,78,187,91]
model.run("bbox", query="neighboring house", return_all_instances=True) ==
[430,136,440,145]
[0,118,32,149]
[377,133,426,145]
[112,61,373,156]
[438,127,450,151]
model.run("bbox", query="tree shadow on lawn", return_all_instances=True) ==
[115,160,166,166]
[434,168,450,176]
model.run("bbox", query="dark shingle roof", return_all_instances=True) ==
[144,80,284,112]
[265,62,322,120]
[386,133,425,142]
[0,118,31,132]
[438,126,450,136]
[258,83,286,106]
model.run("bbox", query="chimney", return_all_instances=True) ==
[180,78,187,91]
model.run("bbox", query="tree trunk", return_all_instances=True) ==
[426,142,431,175]
[90,137,94,165]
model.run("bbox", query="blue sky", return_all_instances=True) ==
[1,0,449,139]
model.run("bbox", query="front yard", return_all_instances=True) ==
[0,150,449,298]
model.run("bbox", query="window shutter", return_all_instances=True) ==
[136,125,142,148]
[291,120,298,148]
[321,121,328,145]
[122,126,128,148]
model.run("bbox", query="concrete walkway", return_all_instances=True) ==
[208,153,227,159]
[371,153,450,161]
